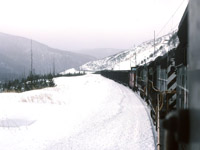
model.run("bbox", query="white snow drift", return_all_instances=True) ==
[0,74,155,150]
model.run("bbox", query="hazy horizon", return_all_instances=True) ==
[0,0,188,51]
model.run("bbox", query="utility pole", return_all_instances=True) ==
[23,67,26,78]
[135,52,137,66]
[30,39,33,77]
[154,30,156,57]
[53,57,55,76]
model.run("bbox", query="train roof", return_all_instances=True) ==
[176,5,188,66]
[178,5,188,46]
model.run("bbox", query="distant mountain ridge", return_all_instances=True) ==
[0,32,95,81]
[80,31,179,71]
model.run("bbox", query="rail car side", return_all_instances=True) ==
[100,6,188,150]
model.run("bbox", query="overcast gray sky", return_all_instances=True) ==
[0,0,188,51]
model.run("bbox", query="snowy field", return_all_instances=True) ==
[0,74,155,150]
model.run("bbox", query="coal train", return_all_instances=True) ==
[101,6,188,118]
[101,6,188,150]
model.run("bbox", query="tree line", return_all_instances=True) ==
[0,71,86,93]
[0,74,55,92]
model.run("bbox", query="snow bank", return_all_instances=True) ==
[60,68,84,75]
[0,74,155,150]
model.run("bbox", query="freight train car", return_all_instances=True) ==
[100,4,189,150]
[101,70,130,86]
[175,7,188,110]
[129,67,137,91]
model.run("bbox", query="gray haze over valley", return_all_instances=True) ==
[0,32,96,81]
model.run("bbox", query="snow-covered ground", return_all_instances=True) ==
[0,74,155,150]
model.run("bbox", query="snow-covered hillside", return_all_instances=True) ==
[80,31,179,71]
[0,74,155,150]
